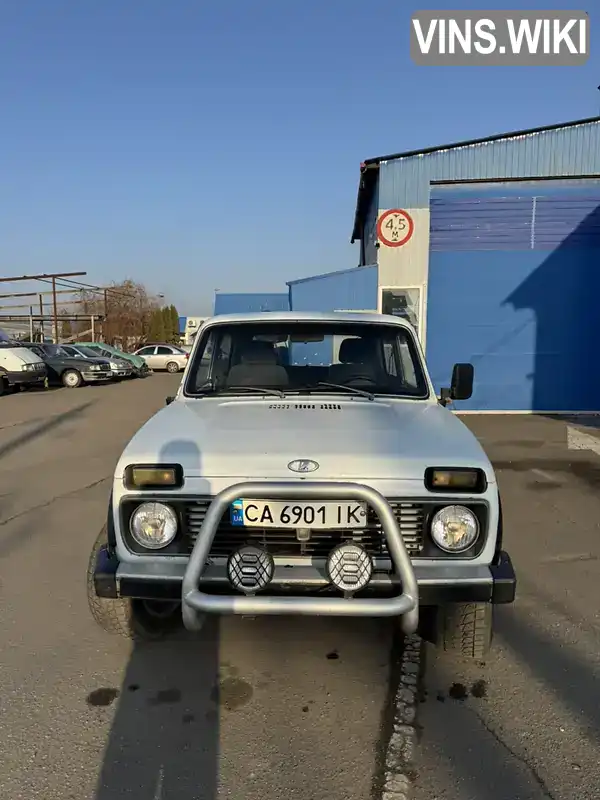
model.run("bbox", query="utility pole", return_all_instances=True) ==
[104,289,109,342]
[39,294,44,340]
[52,277,59,343]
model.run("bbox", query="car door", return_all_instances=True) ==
[29,345,58,381]
[136,346,157,368]
[155,346,176,370]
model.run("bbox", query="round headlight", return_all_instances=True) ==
[130,502,178,549]
[430,505,479,553]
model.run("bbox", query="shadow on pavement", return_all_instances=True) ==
[417,644,549,800]
[0,400,95,460]
[94,622,221,800]
[497,603,600,743]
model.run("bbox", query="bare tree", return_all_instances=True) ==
[75,279,162,349]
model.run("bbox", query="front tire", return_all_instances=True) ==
[62,369,82,388]
[436,602,493,660]
[166,361,180,373]
[86,528,181,640]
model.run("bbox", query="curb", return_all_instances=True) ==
[381,634,422,800]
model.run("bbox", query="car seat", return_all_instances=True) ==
[226,340,290,387]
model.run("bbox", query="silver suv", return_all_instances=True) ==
[88,311,516,660]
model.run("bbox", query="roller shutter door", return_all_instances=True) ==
[426,179,600,412]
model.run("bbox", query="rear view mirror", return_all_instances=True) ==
[165,396,175,406]
[440,363,474,406]
[451,363,474,400]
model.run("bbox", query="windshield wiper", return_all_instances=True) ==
[195,379,217,394]
[313,382,374,401]
[221,385,286,398]
[195,380,285,398]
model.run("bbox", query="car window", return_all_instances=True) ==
[76,346,99,358]
[185,321,428,398]
[156,346,172,355]
[137,347,156,355]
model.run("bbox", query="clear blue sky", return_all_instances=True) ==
[0,1,598,315]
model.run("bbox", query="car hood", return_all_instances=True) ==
[116,396,495,482]
[46,356,94,368]
[119,352,144,366]
[80,357,110,366]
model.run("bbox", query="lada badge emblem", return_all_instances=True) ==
[288,459,319,473]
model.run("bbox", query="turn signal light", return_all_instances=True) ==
[124,464,183,489]
[425,467,486,493]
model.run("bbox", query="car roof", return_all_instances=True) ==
[200,311,414,328]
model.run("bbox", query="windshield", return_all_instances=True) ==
[184,321,429,399]
[74,346,101,358]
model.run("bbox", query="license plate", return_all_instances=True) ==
[230,500,368,529]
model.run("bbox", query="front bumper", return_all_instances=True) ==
[82,370,112,381]
[94,482,517,634]
[5,368,46,385]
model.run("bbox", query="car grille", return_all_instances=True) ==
[183,500,425,558]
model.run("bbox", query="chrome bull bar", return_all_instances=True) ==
[181,481,419,633]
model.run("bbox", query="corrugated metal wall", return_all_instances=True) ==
[426,179,600,412]
[370,120,600,354]
[378,120,600,209]
[213,292,290,315]
[288,265,378,312]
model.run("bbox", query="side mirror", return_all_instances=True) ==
[165,396,175,406]
[440,363,474,406]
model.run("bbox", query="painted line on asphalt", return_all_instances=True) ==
[381,633,421,800]
[567,426,600,456]
[531,468,562,485]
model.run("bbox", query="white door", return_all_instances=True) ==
[155,345,175,370]
[379,287,423,340]
[137,346,158,367]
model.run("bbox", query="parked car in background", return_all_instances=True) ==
[25,343,112,388]
[61,344,134,380]
[133,343,189,373]
[0,343,47,395]
[76,342,150,377]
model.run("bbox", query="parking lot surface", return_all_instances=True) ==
[0,377,394,800]
[414,414,600,800]
[2,382,600,800]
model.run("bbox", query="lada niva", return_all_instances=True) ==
[88,311,516,659]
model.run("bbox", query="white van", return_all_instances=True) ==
[0,343,47,395]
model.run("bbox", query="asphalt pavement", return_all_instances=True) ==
[413,413,600,800]
[2,380,599,800]
[0,375,395,800]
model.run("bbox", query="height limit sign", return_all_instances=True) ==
[377,209,414,248]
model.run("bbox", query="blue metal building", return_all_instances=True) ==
[287,265,378,312]
[348,116,600,412]
[213,292,290,315]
